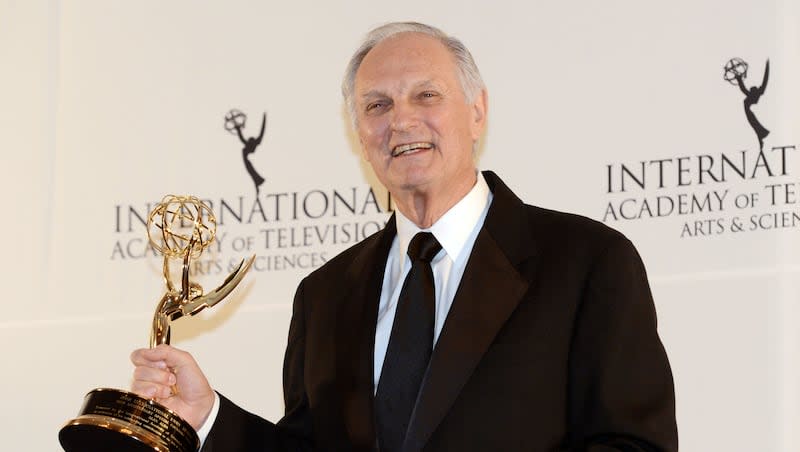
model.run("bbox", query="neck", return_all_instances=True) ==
[392,172,477,229]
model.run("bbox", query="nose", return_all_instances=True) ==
[390,101,420,133]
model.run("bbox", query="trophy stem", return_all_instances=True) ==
[150,239,198,348]
[180,240,194,301]
[150,310,171,348]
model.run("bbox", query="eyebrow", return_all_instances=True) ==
[413,80,441,91]
[360,90,387,102]
[358,79,443,102]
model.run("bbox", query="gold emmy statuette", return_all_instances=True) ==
[59,195,255,452]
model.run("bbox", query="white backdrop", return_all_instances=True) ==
[2,1,799,450]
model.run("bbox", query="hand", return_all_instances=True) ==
[130,344,215,431]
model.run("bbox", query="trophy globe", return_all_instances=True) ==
[724,57,748,85]
[224,109,247,134]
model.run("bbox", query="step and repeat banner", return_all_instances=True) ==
[2,1,799,450]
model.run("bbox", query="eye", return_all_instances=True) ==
[365,100,390,114]
[420,91,438,99]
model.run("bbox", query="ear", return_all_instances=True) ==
[469,89,488,141]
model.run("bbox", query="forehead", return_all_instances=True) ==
[355,32,459,93]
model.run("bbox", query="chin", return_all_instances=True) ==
[396,175,436,193]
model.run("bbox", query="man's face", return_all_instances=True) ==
[353,33,487,198]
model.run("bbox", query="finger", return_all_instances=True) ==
[162,345,198,367]
[133,365,176,387]
[130,348,169,367]
[131,344,194,369]
[150,344,198,371]
[130,381,172,400]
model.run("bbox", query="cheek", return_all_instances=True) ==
[358,126,385,164]
[359,120,388,147]
[431,112,468,147]
[359,122,390,162]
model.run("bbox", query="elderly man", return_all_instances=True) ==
[131,22,678,451]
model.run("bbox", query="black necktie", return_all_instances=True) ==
[375,232,442,452]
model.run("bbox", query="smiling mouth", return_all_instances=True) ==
[391,142,434,157]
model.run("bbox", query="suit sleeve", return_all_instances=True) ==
[201,280,315,451]
[566,236,678,452]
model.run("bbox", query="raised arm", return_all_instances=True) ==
[735,74,748,96]
[255,113,267,145]
[235,125,247,145]
[758,59,770,95]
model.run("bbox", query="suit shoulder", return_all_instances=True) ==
[515,204,649,290]
[524,204,631,251]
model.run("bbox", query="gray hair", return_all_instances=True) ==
[341,22,485,128]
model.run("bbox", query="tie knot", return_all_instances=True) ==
[407,232,442,263]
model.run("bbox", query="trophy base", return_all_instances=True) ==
[59,388,199,452]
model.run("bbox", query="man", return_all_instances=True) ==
[131,22,678,451]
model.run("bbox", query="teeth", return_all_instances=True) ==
[392,142,433,157]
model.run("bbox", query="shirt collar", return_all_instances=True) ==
[395,171,492,262]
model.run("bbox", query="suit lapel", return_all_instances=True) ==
[402,172,536,452]
[336,215,396,449]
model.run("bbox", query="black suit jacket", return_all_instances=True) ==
[203,171,678,451]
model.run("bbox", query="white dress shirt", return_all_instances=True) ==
[373,172,492,389]
[199,172,493,444]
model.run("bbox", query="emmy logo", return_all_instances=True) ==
[225,109,267,195]
[59,195,255,452]
[724,57,770,150]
